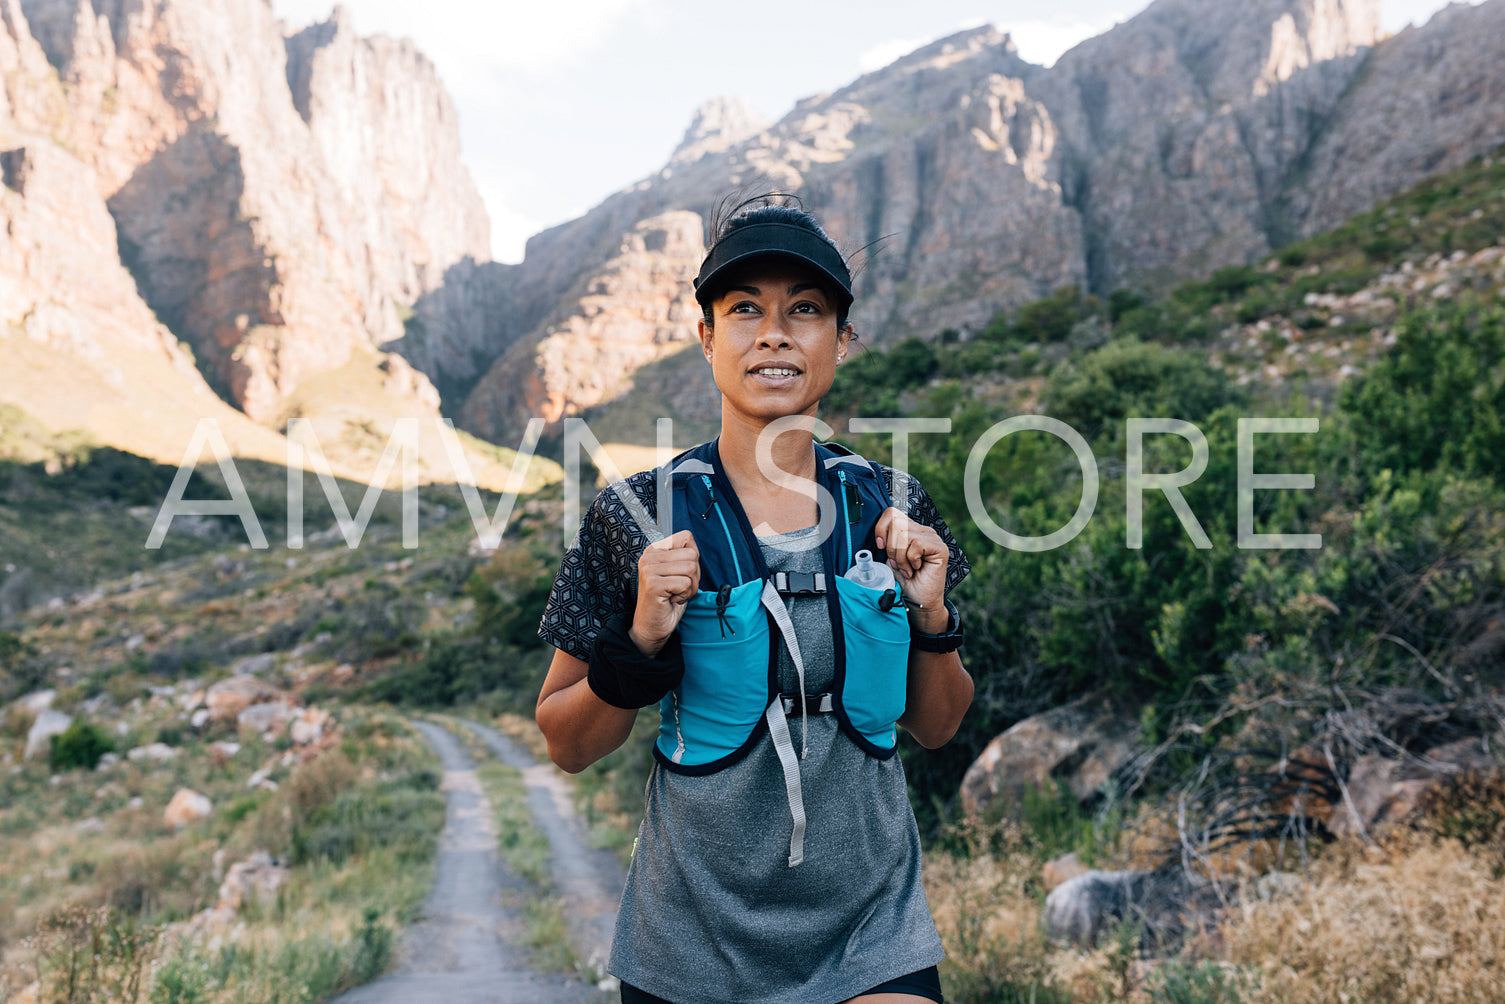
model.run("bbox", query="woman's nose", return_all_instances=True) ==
[757,317,791,348]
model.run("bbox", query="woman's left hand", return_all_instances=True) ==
[873,507,949,633]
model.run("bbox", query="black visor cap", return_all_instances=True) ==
[693,221,853,310]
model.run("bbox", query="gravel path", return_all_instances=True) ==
[453,717,627,977]
[327,718,613,1004]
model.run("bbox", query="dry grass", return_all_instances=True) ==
[1224,832,1505,1003]
[921,798,1505,1004]
[926,820,1070,1003]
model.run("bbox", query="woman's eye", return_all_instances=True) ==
[792,302,822,314]
[729,301,759,313]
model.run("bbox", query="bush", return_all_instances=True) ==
[1143,959,1250,1003]
[32,905,157,1004]
[1341,301,1505,485]
[1041,338,1242,441]
[49,718,115,771]
[1013,285,1093,343]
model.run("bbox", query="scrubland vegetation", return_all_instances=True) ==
[1,148,1502,1002]
[0,707,441,1002]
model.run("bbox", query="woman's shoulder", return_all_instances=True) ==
[868,462,972,593]
[582,470,663,545]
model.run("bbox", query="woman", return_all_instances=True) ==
[535,196,973,1004]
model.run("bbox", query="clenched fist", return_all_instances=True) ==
[630,530,701,656]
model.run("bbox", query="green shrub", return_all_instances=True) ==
[1143,959,1250,1003]
[49,718,115,771]
[353,907,394,982]
[1341,301,1505,485]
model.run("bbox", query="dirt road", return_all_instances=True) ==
[328,718,617,1004]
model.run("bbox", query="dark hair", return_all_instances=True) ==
[699,193,854,331]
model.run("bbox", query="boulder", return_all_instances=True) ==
[23,709,71,760]
[1328,737,1500,838]
[246,768,278,791]
[961,693,1140,819]
[215,851,288,910]
[238,701,296,734]
[206,676,284,724]
[207,741,241,766]
[126,742,178,763]
[164,788,212,829]
[1042,851,1091,892]
[290,707,332,745]
[1043,868,1212,948]
[1044,870,1156,946]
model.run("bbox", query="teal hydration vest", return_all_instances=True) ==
[649,439,912,865]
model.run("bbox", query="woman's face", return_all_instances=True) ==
[699,260,852,427]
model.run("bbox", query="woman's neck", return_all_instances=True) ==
[716,409,821,533]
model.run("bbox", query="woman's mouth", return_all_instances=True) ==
[749,364,801,381]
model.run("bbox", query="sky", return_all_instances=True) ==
[269,0,1478,264]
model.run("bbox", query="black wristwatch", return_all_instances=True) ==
[911,601,964,653]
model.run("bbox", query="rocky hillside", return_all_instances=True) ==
[3,0,1503,470]
[0,0,524,484]
[460,0,1505,445]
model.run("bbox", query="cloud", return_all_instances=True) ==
[857,34,936,73]
[1380,0,1483,33]
[1004,12,1128,67]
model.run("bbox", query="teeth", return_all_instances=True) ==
[755,368,799,377]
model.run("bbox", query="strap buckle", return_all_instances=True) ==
[774,571,826,596]
[780,693,835,715]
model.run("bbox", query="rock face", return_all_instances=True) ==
[7,0,492,422]
[459,0,1505,445]
[461,211,705,438]
[671,96,771,166]
[1284,0,1505,237]
[5,0,1504,457]
[960,692,1140,819]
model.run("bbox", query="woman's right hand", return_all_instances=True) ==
[631,530,700,656]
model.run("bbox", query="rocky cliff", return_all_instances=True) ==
[4,0,1503,461]
[9,0,494,423]
[458,0,1505,445]
[0,0,537,488]
[458,211,704,438]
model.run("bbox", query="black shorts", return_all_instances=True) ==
[619,965,944,1003]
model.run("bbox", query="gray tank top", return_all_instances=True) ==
[607,525,944,1003]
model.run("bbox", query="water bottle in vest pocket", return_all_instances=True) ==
[833,576,910,751]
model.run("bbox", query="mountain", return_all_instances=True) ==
[0,0,528,486]
[457,0,1505,445]
[2,0,1503,471]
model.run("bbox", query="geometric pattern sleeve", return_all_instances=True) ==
[537,471,659,661]
[877,464,971,597]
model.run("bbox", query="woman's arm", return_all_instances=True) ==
[536,529,702,773]
[897,637,973,749]
[536,650,638,774]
